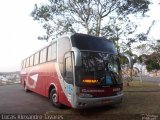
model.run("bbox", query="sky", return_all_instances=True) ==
[0,0,47,72]
[135,0,160,39]
[0,0,160,72]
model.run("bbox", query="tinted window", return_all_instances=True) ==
[29,56,34,66]
[34,52,39,65]
[65,56,72,76]
[40,48,47,63]
[58,37,71,75]
[26,58,30,67]
[24,60,26,68]
[71,33,116,53]
[47,43,57,61]
[58,37,71,63]
[22,60,26,68]
[75,52,122,86]
[65,56,73,84]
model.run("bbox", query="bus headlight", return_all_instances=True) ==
[78,93,93,98]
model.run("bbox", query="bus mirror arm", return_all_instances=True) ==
[120,53,133,81]
[119,53,133,69]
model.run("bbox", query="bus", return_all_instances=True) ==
[20,33,123,109]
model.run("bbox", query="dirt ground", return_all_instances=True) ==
[0,81,160,120]
[43,81,160,120]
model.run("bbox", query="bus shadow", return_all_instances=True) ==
[73,105,120,116]
[19,85,121,115]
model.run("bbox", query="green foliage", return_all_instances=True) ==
[136,33,148,41]
[137,41,160,72]
[136,40,160,66]
[138,54,147,63]
[31,0,150,43]
[120,56,128,65]
[117,0,150,16]
[146,59,160,72]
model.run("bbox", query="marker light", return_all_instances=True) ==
[82,79,99,84]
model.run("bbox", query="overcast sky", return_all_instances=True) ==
[0,0,159,72]
[0,0,47,72]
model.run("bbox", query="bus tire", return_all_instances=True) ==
[50,89,62,108]
[24,82,29,92]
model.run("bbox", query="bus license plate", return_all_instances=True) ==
[102,99,112,104]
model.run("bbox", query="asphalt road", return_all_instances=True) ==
[0,84,124,120]
[0,84,59,114]
[133,76,160,83]
[0,84,160,120]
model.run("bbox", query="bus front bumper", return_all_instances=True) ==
[74,93,123,109]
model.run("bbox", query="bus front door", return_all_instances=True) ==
[64,52,74,106]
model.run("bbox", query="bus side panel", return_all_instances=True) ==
[20,65,46,97]
[34,65,46,96]
[45,63,72,107]
[20,62,72,108]
[44,62,58,97]
[56,80,72,107]
[26,63,50,97]
[20,70,27,88]
[37,75,46,96]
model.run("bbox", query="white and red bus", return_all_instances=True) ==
[20,33,123,109]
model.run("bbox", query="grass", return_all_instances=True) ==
[124,80,160,92]
[52,80,160,120]
[127,80,159,87]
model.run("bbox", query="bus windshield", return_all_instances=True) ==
[75,52,121,86]
[71,33,116,53]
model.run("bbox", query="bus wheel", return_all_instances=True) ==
[50,89,62,108]
[24,83,29,92]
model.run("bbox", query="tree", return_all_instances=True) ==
[31,0,150,43]
[134,19,158,55]
[104,16,138,53]
[150,40,160,64]
[145,55,160,72]
[138,54,148,63]
[136,40,160,72]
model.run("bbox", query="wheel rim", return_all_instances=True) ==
[24,84,27,91]
[52,93,58,103]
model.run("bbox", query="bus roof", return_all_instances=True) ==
[71,33,117,54]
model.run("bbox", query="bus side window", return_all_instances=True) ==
[47,43,57,61]
[29,55,34,67]
[26,58,30,68]
[40,48,47,63]
[34,52,40,65]
[65,56,73,84]
[21,60,24,69]
[23,59,26,68]
[58,37,71,75]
